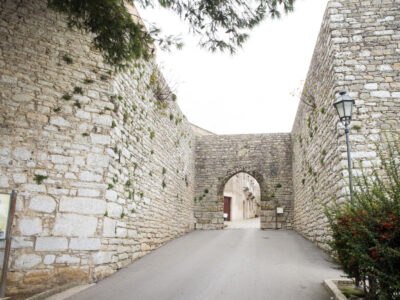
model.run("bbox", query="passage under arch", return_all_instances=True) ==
[222,172,261,224]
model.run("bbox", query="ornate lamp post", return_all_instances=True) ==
[333,91,355,203]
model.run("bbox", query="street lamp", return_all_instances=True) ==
[333,91,355,203]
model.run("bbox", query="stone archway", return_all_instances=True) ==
[194,134,293,230]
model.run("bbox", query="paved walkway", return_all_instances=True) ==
[225,217,260,229]
[69,230,341,300]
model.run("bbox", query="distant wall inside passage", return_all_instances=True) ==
[194,134,293,230]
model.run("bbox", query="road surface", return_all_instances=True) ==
[70,229,341,300]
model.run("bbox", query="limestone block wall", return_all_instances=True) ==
[194,134,293,230]
[0,0,194,294]
[291,0,400,250]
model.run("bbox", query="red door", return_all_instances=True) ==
[224,197,231,221]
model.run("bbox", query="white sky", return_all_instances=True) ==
[139,0,329,134]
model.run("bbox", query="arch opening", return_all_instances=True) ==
[222,172,261,229]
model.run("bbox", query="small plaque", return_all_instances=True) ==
[0,193,12,240]
[276,207,284,214]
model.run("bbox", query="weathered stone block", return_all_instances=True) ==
[93,265,115,281]
[107,202,122,218]
[52,214,98,237]
[44,255,55,265]
[13,173,27,184]
[79,171,102,182]
[78,188,101,197]
[29,195,56,213]
[56,254,80,264]
[105,190,117,201]
[87,153,109,167]
[70,238,101,250]
[92,251,113,265]
[50,116,71,127]
[36,237,68,251]
[13,148,31,161]
[59,196,106,215]
[19,218,42,236]
[14,254,42,269]
[103,217,116,237]
[55,267,88,284]
[90,134,110,145]
[24,270,52,285]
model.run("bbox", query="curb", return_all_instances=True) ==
[26,283,83,300]
[323,279,354,300]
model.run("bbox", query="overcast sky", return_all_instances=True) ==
[139,0,329,134]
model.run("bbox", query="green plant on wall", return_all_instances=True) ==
[34,174,48,184]
[73,100,81,108]
[73,86,83,95]
[84,78,94,84]
[62,93,72,100]
[298,135,303,145]
[62,54,73,64]
[123,111,129,124]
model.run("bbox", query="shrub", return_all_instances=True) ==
[325,132,400,300]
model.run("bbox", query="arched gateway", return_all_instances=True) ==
[194,133,293,230]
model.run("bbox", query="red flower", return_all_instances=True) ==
[383,222,393,229]
[370,248,379,259]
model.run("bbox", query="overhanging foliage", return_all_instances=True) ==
[48,0,295,67]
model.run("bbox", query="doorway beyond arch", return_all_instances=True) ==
[222,172,261,228]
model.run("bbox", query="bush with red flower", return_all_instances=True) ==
[325,133,400,300]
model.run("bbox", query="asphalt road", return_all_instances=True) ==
[70,230,341,300]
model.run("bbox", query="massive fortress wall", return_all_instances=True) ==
[291,0,400,249]
[194,134,293,230]
[0,0,194,293]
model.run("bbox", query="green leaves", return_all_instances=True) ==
[48,0,153,68]
[48,0,296,67]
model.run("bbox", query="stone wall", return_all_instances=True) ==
[0,0,194,294]
[291,0,400,250]
[194,134,293,230]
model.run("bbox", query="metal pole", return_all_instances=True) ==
[345,122,354,203]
